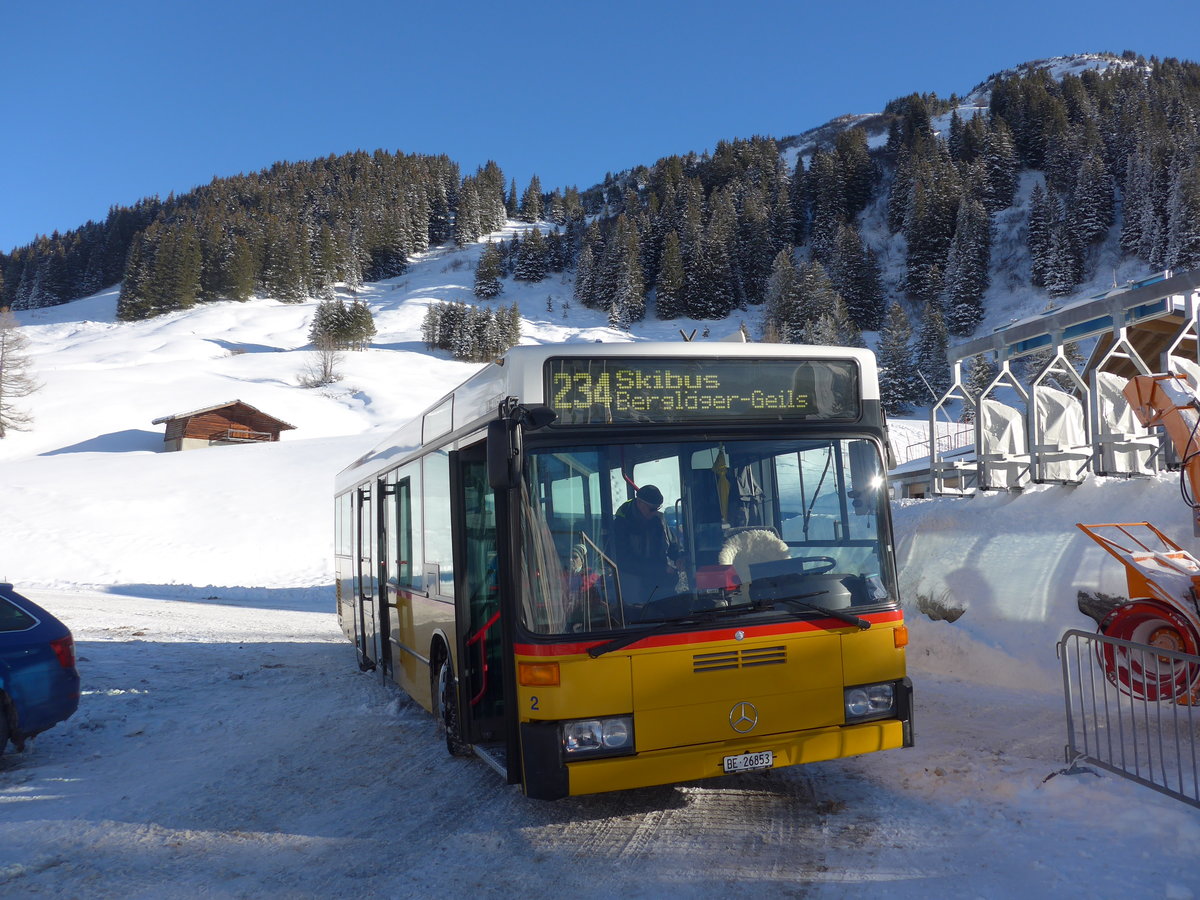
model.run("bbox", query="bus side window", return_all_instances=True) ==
[400,462,424,591]
[424,452,454,598]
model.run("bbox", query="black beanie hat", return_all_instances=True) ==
[636,484,664,507]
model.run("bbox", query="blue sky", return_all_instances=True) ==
[4,0,1200,253]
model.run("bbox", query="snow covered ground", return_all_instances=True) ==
[2,231,1199,898]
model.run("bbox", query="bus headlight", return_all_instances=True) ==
[561,715,635,757]
[844,682,896,722]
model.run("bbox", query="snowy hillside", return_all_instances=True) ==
[2,231,1199,897]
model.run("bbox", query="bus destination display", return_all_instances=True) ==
[545,357,859,425]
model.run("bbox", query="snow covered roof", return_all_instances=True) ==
[151,399,296,430]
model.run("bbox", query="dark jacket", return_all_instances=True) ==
[610,499,681,578]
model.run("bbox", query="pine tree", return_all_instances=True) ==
[503,301,522,348]
[695,193,738,318]
[900,145,962,304]
[308,298,340,347]
[261,220,310,302]
[513,228,548,282]
[347,299,376,349]
[962,111,991,165]
[1044,221,1083,298]
[310,225,340,301]
[763,249,799,339]
[794,260,838,324]
[802,295,863,348]
[157,222,203,312]
[913,301,951,399]
[519,176,543,223]
[35,245,72,308]
[573,238,598,309]
[506,178,519,218]
[547,189,567,225]
[654,231,686,320]
[364,207,410,281]
[876,302,918,415]
[546,226,572,271]
[116,238,154,321]
[420,301,518,361]
[1070,150,1115,246]
[421,303,442,349]
[473,241,504,299]
[476,161,509,233]
[427,186,452,246]
[806,149,847,262]
[735,188,774,304]
[1027,182,1055,288]
[982,117,1019,213]
[1166,164,1200,271]
[438,302,467,352]
[836,128,876,217]
[604,215,646,328]
[1120,148,1152,258]
[454,179,481,246]
[788,155,807,245]
[1044,118,1083,196]
[887,147,915,236]
[828,224,885,331]
[0,308,39,437]
[942,198,992,336]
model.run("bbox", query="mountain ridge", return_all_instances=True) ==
[3,48,1198,419]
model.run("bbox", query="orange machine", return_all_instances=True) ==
[1124,373,1200,535]
[1078,372,1200,702]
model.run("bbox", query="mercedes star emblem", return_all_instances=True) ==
[729,701,759,734]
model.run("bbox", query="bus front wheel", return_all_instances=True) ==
[436,658,472,758]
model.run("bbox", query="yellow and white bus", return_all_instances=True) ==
[334,341,912,799]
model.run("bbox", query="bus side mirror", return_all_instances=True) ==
[488,419,521,490]
[522,404,558,431]
[848,440,882,514]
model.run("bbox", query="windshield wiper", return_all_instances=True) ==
[774,591,871,630]
[587,602,756,658]
[587,590,871,659]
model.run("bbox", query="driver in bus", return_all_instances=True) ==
[609,484,683,614]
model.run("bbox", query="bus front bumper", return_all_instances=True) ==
[521,715,912,800]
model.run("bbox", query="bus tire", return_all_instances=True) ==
[436,657,472,758]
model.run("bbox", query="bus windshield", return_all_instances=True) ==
[516,437,896,638]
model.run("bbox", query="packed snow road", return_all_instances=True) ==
[1,590,1197,899]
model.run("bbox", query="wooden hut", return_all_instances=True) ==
[152,400,296,452]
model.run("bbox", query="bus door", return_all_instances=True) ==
[375,475,396,680]
[354,484,378,671]
[453,448,508,750]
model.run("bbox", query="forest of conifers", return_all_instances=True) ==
[3,50,1199,382]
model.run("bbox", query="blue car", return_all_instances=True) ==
[0,585,80,753]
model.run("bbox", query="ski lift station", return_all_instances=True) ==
[891,268,1200,498]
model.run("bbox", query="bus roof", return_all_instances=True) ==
[335,341,879,493]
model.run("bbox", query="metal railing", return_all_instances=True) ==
[899,427,973,465]
[1058,628,1200,808]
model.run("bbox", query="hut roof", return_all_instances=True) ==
[151,400,296,431]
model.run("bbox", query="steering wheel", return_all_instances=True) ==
[796,556,837,575]
[637,594,692,621]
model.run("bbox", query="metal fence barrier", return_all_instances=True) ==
[1058,628,1200,808]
